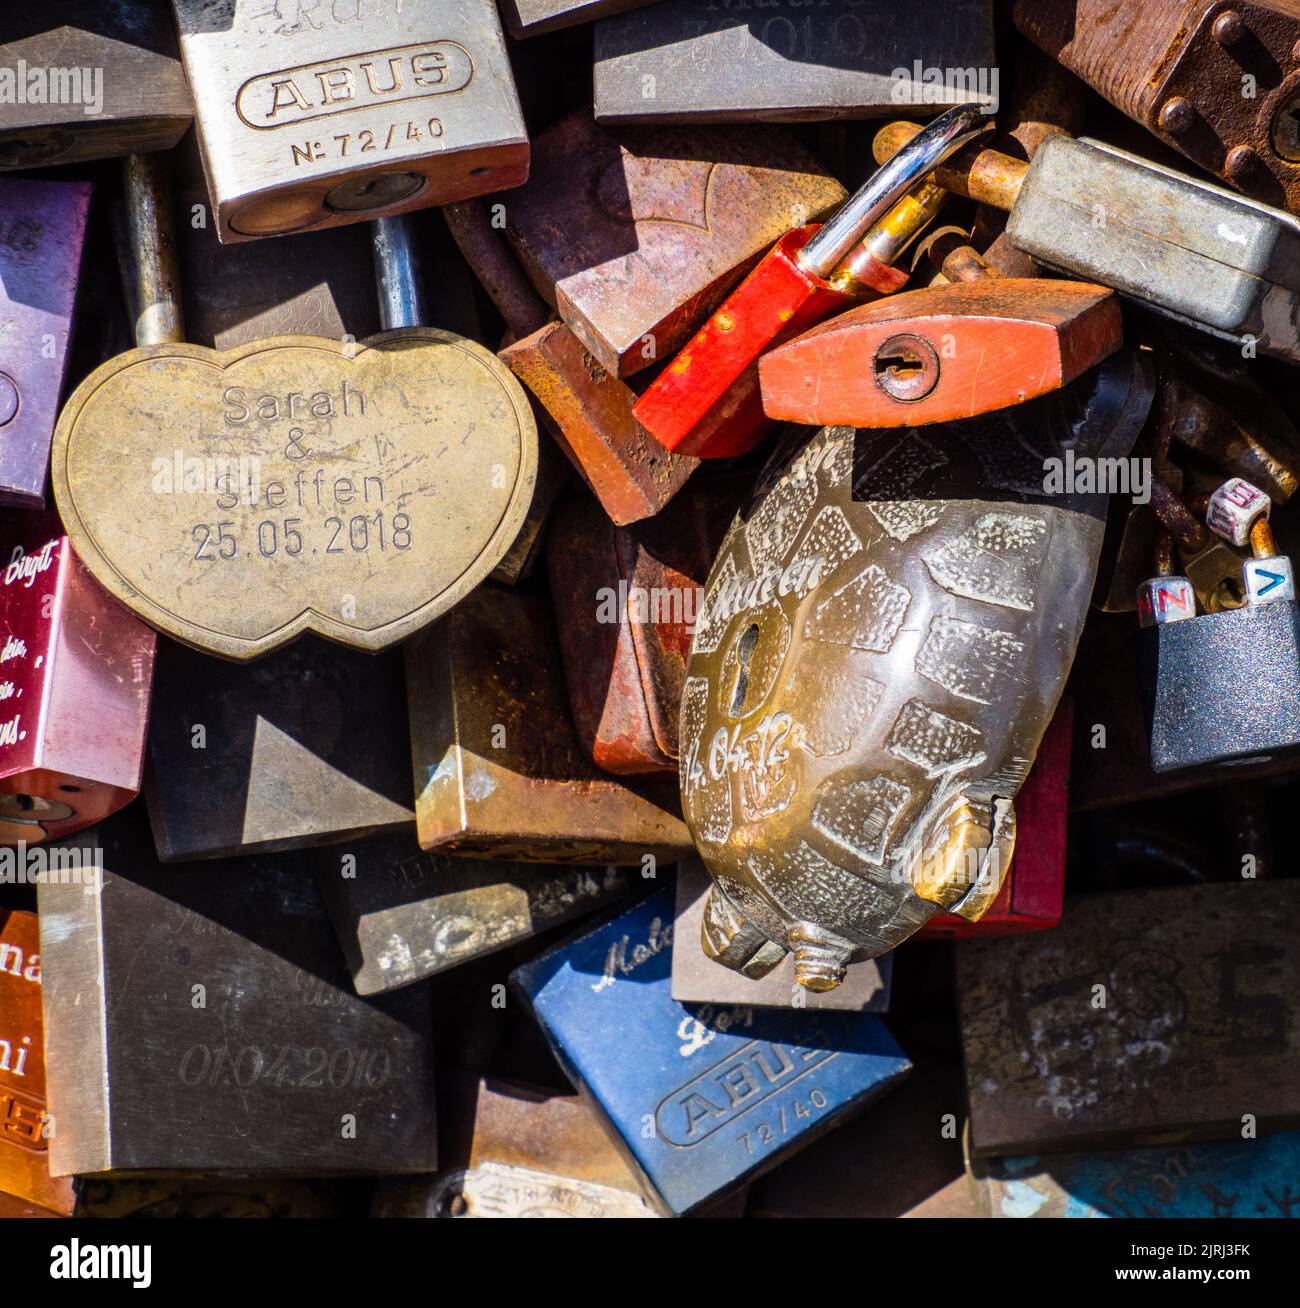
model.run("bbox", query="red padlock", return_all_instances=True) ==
[633,104,994,460]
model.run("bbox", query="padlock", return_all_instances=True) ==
[511,884,912,1216]
[0,910,76,1216]
[680,349,1155,989]
[170,0,528,242]
[314,831,630,995]
[671,857,893,1012]
[0,515,155,847]
[956,881,1300,1156]
[1015,0,1300,211]
[594,0,995,124]
[1146,474,1251,613]
[406,584,693,863]
[634,105,992,458]
[759,278,1122,428]
[144,636,414,862]
[1140,483,1300,770]
[503,113,847,379]
[0,178,90,508]
[547,476,750,775]
[444,197,690,527]
[372,1078,657,1218]
[502,0,658,37]
[915,699,1071,938]
[52,154,538,660]
[0,4,191,170]
[37,809,436,1177]
[874,119,1300,362]
[971,1131,1300,1219]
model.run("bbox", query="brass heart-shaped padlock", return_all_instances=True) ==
[51,330,537,660]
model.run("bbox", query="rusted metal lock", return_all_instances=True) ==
[373,1078,657,1218]
[760,279,1122,428]
[38,810,437,1176]
[503,112,847,379]
[875,119,1300,361]
[502,0,658,38]
[0,4,192,170]
[680,352,1154,989]
[52,155,538,660]
[314,832,630,994]
[170,0,528,242]
[0,910,76,1217]
[957,881,1300,1156]
[144,636,413,862]
[594,0,995,124]
[1015,0,1300,211]
[547,476,750,775]
[0,515,154,847]
[406,584,693,863]
[634,106,991,459]
[512,885,911,1216]
[0,178,89,508]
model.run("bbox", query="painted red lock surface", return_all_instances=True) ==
[917,700,1071,938]
[0,515,155,844]
[633,104,993,459]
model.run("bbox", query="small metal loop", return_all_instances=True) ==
[797,104,994,279]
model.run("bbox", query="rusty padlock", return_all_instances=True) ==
[634,105,993,459]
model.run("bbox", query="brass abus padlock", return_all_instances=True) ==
[170,0,529,242]
[680,355,1154,989]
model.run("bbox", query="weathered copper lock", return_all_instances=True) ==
[0,5,191,170]
[0,178,90,508]
[170,0,529,241]
[503,112,847,379]
[680,352,1154,989]
[635,105,994,459]
[0,515,154,847]
[53,154,538,660]
[0,910,76,1216]
[759,279,1122,428]
[594,0,996,125]
[1016,0,1300,211]
[406,584,692,863]
[38,810,437,1176]
[314,832,629,994]
[548,476,750,775]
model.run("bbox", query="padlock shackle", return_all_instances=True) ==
[118,153,184,349]
[797,104,993,280]
[372,215,429,332]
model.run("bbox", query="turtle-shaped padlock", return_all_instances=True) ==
[680,350,1154,990]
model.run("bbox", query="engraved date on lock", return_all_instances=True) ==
[178,1043,392,1090]
[191,512,413,561]
[683,711,792,794]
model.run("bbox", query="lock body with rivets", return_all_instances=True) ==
[680,352,1154,989]
[170,0,529,242]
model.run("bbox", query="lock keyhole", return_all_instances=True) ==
[729,623,760,716]
[1270,89,1300,162]
[871,333,941,402]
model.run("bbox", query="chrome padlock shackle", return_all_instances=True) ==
[798,103,995,280]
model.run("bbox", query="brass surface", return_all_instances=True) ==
[51,331,538,659]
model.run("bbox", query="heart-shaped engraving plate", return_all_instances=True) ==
[51,330,537,660]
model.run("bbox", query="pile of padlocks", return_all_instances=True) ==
[1,0,1299,1223]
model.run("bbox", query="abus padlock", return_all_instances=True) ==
[1015,0,1300,211]
[680,350,1155,989]
[503,113,847,379]
[635,105,992,459]
[0,4,191,170]
[170,0,529,242]
[594,0,995,125]
[511,885,912,1216]
[0,515,155,847]
[314,832,630,994]
[0,178,89,508]
[875,119,1300,362]
[37,809,436,1177]
[0,910,76,1217]
[957,881,1300,1156]
[52,154,538,660]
